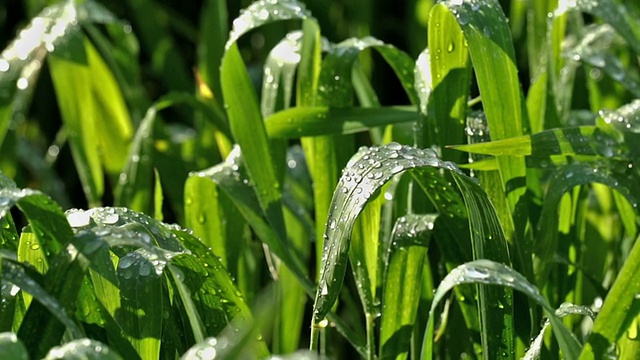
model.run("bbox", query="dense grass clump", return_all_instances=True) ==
[1,0,640,359]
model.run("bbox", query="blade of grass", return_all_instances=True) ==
[311,144,512,339]
[427,4,471,163]
[420,260,581,360]
[266,106,418,138]
[379,214,436,360]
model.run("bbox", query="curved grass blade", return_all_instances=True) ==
[44,339,122,360]
[0,333,27,360]
[223,2,311,232]
[66,206,268,356]
[380,214,437,360]
[262,31,303,117]
[568,24,640,98]
[318,37,416,107]
[312,143,512,353]
[575,0,640,56]
[265,106,418,138]
[419,260,581,360]
[225,0,310,50]
[0,188,71,260]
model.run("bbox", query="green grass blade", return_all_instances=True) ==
[262,31,303,117]
[265,106,418,138]
[48,35,103,207]
[379,214,436,360]
[221,43,287,244]
[420,260,581,360]
[83,40,133,176]
[3,258,84,357]
[427,4,471,162]
[312,143,509,320]
[191,148,292,272]
[198,0,228,102]
[115,250,163,359]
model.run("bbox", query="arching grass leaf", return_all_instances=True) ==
[420,259,581,360]
[312,143,512,358]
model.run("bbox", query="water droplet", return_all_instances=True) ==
[0,59,9,72]
[447,42,455,53]
[67,210,91,227]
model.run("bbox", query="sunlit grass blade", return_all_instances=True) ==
[48,36,103,207]
[420,260,581,360]
[450,125,634,165]
[265,106,418,138]
[380,214,436,360]
[262,31,303,117]
[184,176,246,278]
[115,251,163,359]
[427,4,471,162]
[82,41,133,176]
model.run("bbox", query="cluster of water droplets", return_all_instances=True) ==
[598,100,640,133]
[118,248,170,280]
[46,339,113,358]
[181,337,230,360]
[192,145,252,188]
[436,259,541,304]
[389,214,437,249]
[444,0,498,38]
[227,0,310,50]
[0,188,38,219]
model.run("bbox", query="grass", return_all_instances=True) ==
[1,0,640,359]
